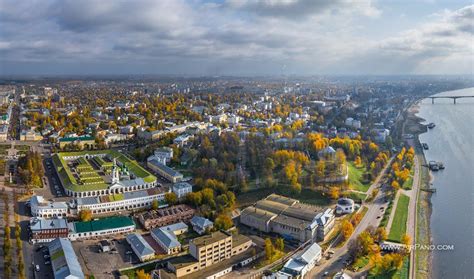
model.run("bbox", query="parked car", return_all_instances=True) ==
[35,265,40,272]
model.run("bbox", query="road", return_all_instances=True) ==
[405,148,422,279]
[307,158,394,278]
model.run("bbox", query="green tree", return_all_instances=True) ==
[185,192,202,207]
[275,238,284,251]
[214,214,233,230]
[165,192,178,205]
[151,199,159,210]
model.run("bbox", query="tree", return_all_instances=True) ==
[341,220,354,240]
[264,238,274,260]
[201,188,215,204]
[354,156,362,167]
[214,214,233,230]
[185,192,202,207]
[351,212,363,226]
[329,187,340,200]
[316,160,326,177]
[151,199,159,210]
[79,209,92,222]
[375,227,388,243]
[401,234,411,246]
[275,237,284,251]
[391,180,400,191]
[136,269,151,279]
[391,253,404,270]
[165,192,178,205]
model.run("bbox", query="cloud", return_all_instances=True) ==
[225,0,381,19]
[0,0,472,75]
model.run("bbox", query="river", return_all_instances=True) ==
[417,87,474,278]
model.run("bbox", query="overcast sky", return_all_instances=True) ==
[0,0,472,76]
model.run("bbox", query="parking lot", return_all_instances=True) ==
[32,158,68,201]
[73,238,137,278]
[31,244,54,279]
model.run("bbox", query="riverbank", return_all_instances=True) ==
[403,102,432,279]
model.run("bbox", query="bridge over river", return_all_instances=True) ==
[429,95,474,104]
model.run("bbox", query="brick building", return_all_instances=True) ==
[137,204,195,230]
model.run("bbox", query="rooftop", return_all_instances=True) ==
[190,231,231,248]
[148,159,183,177]
[30,218,68,231]
[73,216,135,233]
[126,233,155,257]
[151,228,181,249]
[48,238,84,279]
[52,150,156,192]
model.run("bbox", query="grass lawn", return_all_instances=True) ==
[344,191,367,202]
[388,194,410,242]
[352,256,370,271]
[368,258,409,279]
[348,162,371,192]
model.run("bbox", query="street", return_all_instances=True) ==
[306,157,394,278]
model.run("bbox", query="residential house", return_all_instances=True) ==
[190,216,213,235]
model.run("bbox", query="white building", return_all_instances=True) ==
[29,195,68,218]
[352,120,361,129]
[104,133,127,145]
[278,243,322,278]
[148,147,173,165]
[151,222,188,255]
[209,114,228,123]
[172,182,192,199]
[345,117,354,126]
[173,134,192,147]
[227,115,241,125]
[75,187,168,215]
[67,216,135,241]
[335,198,355,215]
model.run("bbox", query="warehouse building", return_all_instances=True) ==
[147,159,183,183]
[240,194,331,243]
[48,238,84,279]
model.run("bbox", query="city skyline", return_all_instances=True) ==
[0,0,473,76]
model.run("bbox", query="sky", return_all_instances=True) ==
[0,0,472,76]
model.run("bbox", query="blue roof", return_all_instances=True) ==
[190,216,213,229]
[126,233,155,258]
[48,238,84,279]
[148,160,182,177]
[151,228,181,249]
[161,222,188,233]
[30,218,68,231]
